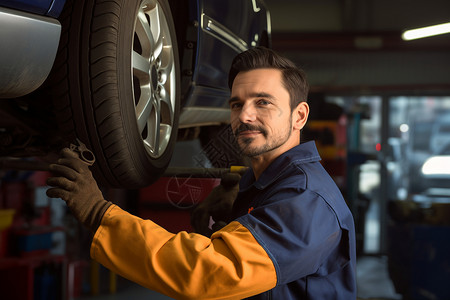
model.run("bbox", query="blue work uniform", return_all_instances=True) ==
[90,141,356,299]
[232,141,356,299]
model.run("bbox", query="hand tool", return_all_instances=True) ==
[69,138,95,166]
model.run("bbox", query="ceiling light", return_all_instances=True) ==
[402,22,450,40]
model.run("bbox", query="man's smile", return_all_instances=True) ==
[238,130,262,137]
[234,123,267,138]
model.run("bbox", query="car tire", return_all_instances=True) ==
[47,0,180,188]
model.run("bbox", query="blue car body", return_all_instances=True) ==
[0,0,65,17]
[0,0,66,98]
[181,0,271,126]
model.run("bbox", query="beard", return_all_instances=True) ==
[234,119,292,158]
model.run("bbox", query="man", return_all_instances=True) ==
[47,47,356,299]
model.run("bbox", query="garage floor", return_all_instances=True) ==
[75,256,402,300]
[356,256,402,300]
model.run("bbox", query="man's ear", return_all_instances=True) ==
[293,102,309,131]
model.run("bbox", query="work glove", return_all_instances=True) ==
[46,148,111,232]
[191,172,241,237]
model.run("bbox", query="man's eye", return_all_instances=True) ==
[230,103,242,109]
[257,99,270,105]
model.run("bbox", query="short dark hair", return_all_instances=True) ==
[228,47,309,110]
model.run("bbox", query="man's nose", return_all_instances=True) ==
[238,103,256,123]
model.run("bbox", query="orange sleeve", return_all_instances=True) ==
[90,205,277,299]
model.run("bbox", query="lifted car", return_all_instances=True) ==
[0,0,271,188]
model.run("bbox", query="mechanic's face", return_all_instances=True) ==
[229,68,307,158]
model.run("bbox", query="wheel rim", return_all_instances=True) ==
[132,0,176,158]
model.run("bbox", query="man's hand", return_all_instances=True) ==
[46,148,111,232]
[191,173,241,237]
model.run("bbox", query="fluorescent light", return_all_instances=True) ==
[402,22,450,40]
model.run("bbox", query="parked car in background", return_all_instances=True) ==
[420,144,450,195]
[0,0,271,188]
[430,113,450,155]
[406,112,450,195]
[420,115,450,196]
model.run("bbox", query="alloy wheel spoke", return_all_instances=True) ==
[147,3,161,53]
[146,98,161,156]
[159,85,174,123]
[135,86,153,133]
[159,46,173,73]
[132,51,151,81]
[135,9,153,57]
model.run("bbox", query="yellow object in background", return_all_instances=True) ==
[0,209,15,230]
